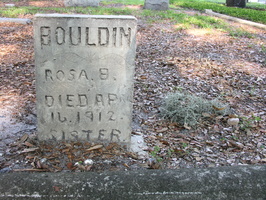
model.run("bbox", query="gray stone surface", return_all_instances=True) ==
[144,0,169,10]
[0,166,266,199]
[5,4,15,7]
[0,18,32,24]
[34,14,137,144]
[130,133,149,159]
[64,0,100,7]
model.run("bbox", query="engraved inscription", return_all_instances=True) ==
[83,130,92,140]
[49,129,122,141]
[40,26,51,46]
[111,129,121,142]
[70,27,81,45]
[98,27,109,46]
[86,27,96,46]
[45,93,118,108]
[45,68,109,82]
[99,68,108,80]
[120,27,131,46]
[98,129,105,140]
[48,111,116,124]
[55,27,65,45]
[108,111,115,121]
[40,26,132,47]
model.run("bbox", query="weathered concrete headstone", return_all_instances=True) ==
[144,0,169,10]
[64,0,100,7]
[34,14,137,145]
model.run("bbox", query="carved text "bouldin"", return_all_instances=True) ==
[40,26,132,47]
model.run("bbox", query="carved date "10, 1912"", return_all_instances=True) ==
[49,110,116,124]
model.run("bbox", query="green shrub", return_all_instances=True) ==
[160,92,230,127]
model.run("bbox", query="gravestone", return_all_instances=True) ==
[144,0,169,10]
[34,14,137,145]
[64,0,100,7]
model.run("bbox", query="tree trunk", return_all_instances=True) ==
[226,0,235,6]
[235,0,247,8]
[226,0,247,8]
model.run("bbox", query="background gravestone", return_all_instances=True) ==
[144,0,169,10]
[34,14,137,145]
[64,0,100,7]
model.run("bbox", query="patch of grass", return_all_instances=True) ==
[0,7,41,18]
[228,28,253,38]
[246,2,266,10]
[160,92,230,127]
[140,9,228,29]
[0,2,259,38]
[181,14,228,29]
[140,9,252,37]
[140,9,187,23]
[170,0,266,24]
[0,6,134,18]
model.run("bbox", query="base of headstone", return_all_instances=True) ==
[64,0,100,7]
[144,0,169,10]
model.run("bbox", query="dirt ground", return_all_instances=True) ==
[0,0,265,172]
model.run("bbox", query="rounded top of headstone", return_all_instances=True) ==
[34,14,137,21]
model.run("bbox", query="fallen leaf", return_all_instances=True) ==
[24,141,34,147]
[212,105,226,111]
[229,140,244,149]
[140,75,147,79]
[52,165,63,171]
[127,152,139,160]
[53,186,61,192]
[202,113,211,117]
[19,134,29,143]
[156,127,168,133]
[62,149,70,153]
[184,123,191,130]
[21,147,39,153]
[123,163,130,168]
[86,144,103,151]
[160,140,170,145]
[169,122,178,126]
[131,131,142,135]
[67,162,74,170]
[195,156,203,161]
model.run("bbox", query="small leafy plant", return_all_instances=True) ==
[150,146,163,163]
[240,115,261,131]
